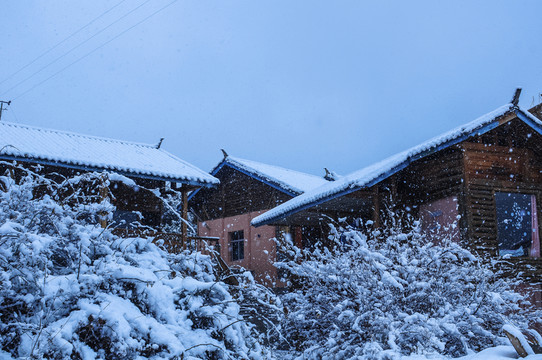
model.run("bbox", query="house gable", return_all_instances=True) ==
[189,164,294,221]
[211,160,299,197]
[189,155,329,221]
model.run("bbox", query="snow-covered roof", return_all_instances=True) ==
[252,104,542,226]
[218,156,329,195]
[0,121,218,186]
[189,154,330,201]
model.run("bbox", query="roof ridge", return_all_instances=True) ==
[0,121,157,149]
[227,155,325,179]
[338,103,515,180]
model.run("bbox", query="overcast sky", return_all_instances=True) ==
[2,1,542,177]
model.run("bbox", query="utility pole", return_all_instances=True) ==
[0,100,11,121]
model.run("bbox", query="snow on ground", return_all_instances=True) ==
[272,346,542,360]
[403,345,542,360]
[2,345,540,360]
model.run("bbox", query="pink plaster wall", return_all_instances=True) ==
[198,210,280,287]
[419,196,460,243]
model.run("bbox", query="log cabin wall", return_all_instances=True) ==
[309,148,466,234]
[461,119,542,282]
[375,146,466,233]
[190,165,292,221]
[394,147,464,208]
[369,120,541,302]
[313,188,375,226]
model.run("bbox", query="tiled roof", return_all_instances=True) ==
[219,156,330,195]
[0,121,218,186]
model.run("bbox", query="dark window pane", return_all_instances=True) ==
[112,210,140,229]
[230,230,244,241]
[229,230,244,261]
[495,192,533,257]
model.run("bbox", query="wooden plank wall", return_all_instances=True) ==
[382,121,542,283]
[462,122,542,282]
[190,166,292,221]
[392,147,465,212]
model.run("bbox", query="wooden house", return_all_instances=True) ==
[252,98,542,305]
[0,121,219,250]
[189,153,330,286]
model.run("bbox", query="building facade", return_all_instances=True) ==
[253,101,542,305]
[189,154,329,286]
[0,121,219,249]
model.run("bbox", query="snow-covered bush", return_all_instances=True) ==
[233,270,285,348]
[274,218,539,359]
[0,168,266,359]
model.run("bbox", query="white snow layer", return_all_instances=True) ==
[221,156,329,194]
[252,104,542,226]
[402,345,542,359]
[502,324,535,355]
[2,345,540,359]
[0,121,218,185]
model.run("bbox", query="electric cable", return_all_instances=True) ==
[1,0,154,97]
[12,0,178,101]
[0,0,127,87]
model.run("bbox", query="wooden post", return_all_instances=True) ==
[99,174,109,229]
[390,175,398,207]
[181,184,188,250]
[372,186,380,228]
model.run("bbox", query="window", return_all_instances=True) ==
[495,192,540,258]
[112,210,141,229]
[229,230,244,261]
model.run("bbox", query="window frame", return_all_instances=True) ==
[494,190,540,258]
[229,230,245,262]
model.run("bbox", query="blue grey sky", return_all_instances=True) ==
[2,1,541,177]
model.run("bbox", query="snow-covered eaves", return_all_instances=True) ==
[0,121,219,186]
[252,104,542,227]
[189,155,329,200]
[220,156,330,195]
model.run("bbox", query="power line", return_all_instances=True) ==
[9,104,21,123]
[13,0,178,101]
[0,0,127,87]
[1,0,153,97]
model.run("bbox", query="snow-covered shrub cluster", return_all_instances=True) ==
[274,219,539,359]
[0,169,265,359]
[232,271,284,348]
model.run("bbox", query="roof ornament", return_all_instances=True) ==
[511,88,522,107]
[221,149,229,159]
[324,168,338,181]
[156,138,164,149]
[0,100,11,122]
